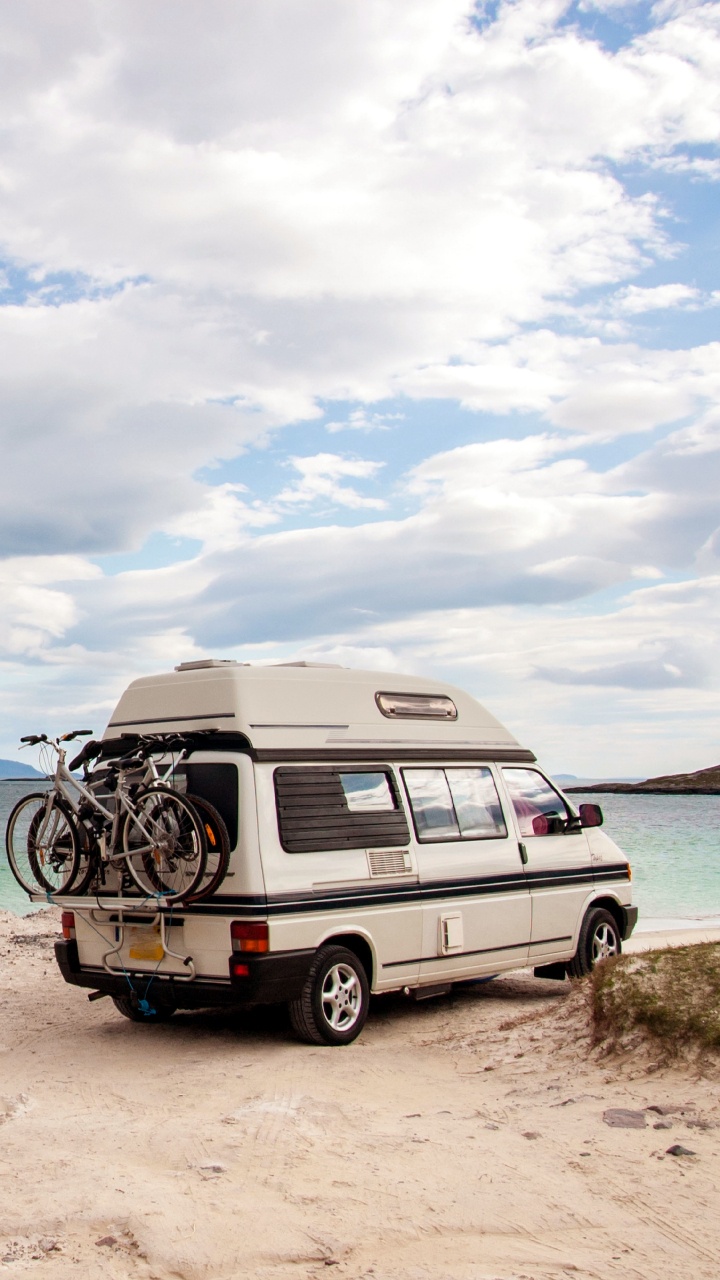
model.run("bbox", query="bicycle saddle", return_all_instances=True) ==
[68,739,103,771]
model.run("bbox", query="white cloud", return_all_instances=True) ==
[0,1,717,319]
[26,425,712,670]
[163,484,280,554]
[0,0,719,775]
[610,283,703,313]
[0,555,99,655]
[325,408,401,434]
[400,332,720,438]
[273,454,387,510]
[652,153,720,179]
[0,0,714,563]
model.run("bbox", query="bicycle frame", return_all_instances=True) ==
[35,742,168,867]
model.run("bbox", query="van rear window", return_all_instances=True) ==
[274,767,410,853]
[185,763,239,849]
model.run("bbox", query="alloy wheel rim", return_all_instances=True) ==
[592,923,619,963]
[321,963,361,1031]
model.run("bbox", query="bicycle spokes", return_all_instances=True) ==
[122,788,207,901]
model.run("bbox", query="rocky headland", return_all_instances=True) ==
[566,764,720,794]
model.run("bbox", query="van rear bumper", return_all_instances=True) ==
[228,949,315,1002]
[55,939,314,1009]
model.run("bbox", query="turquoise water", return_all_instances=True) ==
[1,781,719,923]
[1,780,52,915]
[573,791,720,925]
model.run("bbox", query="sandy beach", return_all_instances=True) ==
[0,908,718,1280]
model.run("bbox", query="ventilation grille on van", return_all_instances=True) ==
[367,849,412,877]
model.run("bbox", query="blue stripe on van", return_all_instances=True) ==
[166,862,629,916]
[87,862,629,917]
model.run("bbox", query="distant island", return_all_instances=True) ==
[566,764,720,795]
[0,759,45,780]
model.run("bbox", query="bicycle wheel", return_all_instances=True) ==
[6,793,51,894]
[184,795,231,901]
[6,792,81,895]
[121,785,207,901]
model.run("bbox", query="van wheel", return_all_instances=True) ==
[288,945,370,1045]
[568,908,621,978]
[112,996,177,1023]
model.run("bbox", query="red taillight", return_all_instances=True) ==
[61,911,76,940]
[230,959,250,978]
[231,921,269,953]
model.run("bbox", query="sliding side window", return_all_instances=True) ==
[403,767,507,842]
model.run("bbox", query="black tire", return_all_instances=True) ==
[121,785,207,901]
[6,793,51,894]
[63,826,100,897]
[184,795,231,901]
[288,945,370,1046]
[568,907,622,978]
[112,995,177,1023]
[6,792,81,896]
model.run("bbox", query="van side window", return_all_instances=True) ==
[447,767,507,838]
[403,767,507,842]
[502,768,568,837]
[340,772,395,812]
[274,767,410,853]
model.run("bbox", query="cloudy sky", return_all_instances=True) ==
[0,0,719,776]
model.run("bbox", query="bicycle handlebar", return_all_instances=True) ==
[20,729,92,751]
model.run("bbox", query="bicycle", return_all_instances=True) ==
[5,731,208,902]
[73,730,231,901]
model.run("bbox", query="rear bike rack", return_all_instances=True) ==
[101,908,196,981]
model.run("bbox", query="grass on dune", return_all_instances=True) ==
[591,943,720,1052]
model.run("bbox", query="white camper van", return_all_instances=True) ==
[53,661,636,1044]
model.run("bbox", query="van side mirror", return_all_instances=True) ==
[579,802,603,828]
[532,813,565,836]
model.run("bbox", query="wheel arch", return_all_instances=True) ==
[589,895,627,936]
[574,891,628,946]
[316,931,375,989]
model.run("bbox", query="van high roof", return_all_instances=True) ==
[104,661,534,763]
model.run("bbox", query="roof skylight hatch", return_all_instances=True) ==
[375,691,458,721]
[174,660,243,671]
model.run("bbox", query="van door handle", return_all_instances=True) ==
[518,842,528,865]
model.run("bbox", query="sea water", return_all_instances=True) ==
[572,791,720,928]
[0,780,52,916]
[1,780,719,924]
